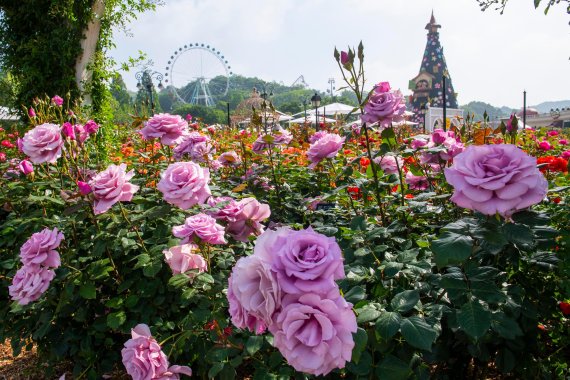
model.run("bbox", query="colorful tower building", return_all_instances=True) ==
[409,12,458,125]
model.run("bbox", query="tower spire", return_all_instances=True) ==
[426,10,441,33]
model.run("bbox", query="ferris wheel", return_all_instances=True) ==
[164,43,232,107]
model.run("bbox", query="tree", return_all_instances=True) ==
[477,0,569,17]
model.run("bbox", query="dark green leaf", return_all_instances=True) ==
[400,316,438,351]
[457,301,491,340]
[391,290,419,313]
[470,280,505,303]
[377,355,413,380]
[376,312,402,340]
[344,286,367,304]
[208,362,225,379]
[491,313,523,340]
[351,328,368,364]
[106,311,127,329]
[432,232,473,267]
[357,305,381,323]
[245,336,264,355]
[79,282,96,300]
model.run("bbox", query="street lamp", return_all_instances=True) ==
[259,84,274,133]
[135,70,164,113]
[311,92,321,129]
[327,78,336,100]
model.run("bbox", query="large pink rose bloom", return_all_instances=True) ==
[270,291,357,376]
[173,132,214,161]
[226,198,271,242]
[157,162,211,209]
[444,144,548,216]
[140,113,189,146]
[89,164,139,215]
[307,132,345,169]
[255,227,344,294]
[163,244,207,276]
[21,123,64,164]
[20,227,63,268]
[121,324,192,380]
[375,155,403,175]
[360,82,406,127]
[227,255,281,334]
[9,265,56,305]
[172,213,226,245]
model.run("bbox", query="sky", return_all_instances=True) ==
[110,0,570,108]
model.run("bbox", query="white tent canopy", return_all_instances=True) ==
[289,114,337,124]
[315,102,361,115]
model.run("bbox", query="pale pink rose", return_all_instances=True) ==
[411,138,428,150]
[140,113,189,146]
[209,159,223,172]
[9,265,56,305]
[444,144,548,216]
[227,255,281,334]
[361,82,406,127]
[406,172,429,190]
[172,214,226,245]
[89,164,139,215]
[19,227,63,268]
[205,196,243,223]
[254,227,344,295]
[163,244,207,275]
[307,132,345,169]
[270,290,357,376]
[121,324,192,380]
[21,123,64,164]
[375,155,403,175]
[157,162,211,209]
[218,151,241,167]
[309,131,328,144]
[173,132,213,161]
[226,198,271,242]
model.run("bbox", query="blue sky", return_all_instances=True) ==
[110,0,569,108]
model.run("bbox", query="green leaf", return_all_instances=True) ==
[380,127,397,146]
[106,311,127,329]
[344,286,367,304]
[350,215,367,231]
[502,223,534,246]
[376,312,402,340]
[208,362,225,379]
[457,301,491,340]
[495,348,516,373]
[357,304,381,323]
[79,282,96,300]
[351,328,368,364]
[390,290,420,313]
[491,313,523,340]
[377,355,413,380]
[168,274,191,288]
[400,316,438,352]
[470,280,505,303]
[432,232,473,268]
[245,336,264,355]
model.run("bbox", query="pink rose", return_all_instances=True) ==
[538,140,553,151]
[375,155,403,175]
[0,152,6,162]
[270,291,357,376]
[18,160,33,175]
[121,324,192,380]
[28,107,36,118]
[406,172,429,190]
[51,95,63,106]
[21,123,64,164]
[226,198,271,242]
[308,130,328,144]
[163,244,207,275]
[340,50,350,66]
[547,130,559,137]
[172,213,226,245]
[217,151,241,167]
[140,113,189,146]
[84,120,99,134]
[173,132,213,161]
[77,181,92,195]
[157,162,211,209]
[89,164,139,215]
[205,196,243,223]
[19,227,63,268]
[227,255,281,334]
[361,82,406,127]
[307,132,345,169]
[254,227,344,295]
[562,150,570,160]
[62,122,76,140]
[559,139,568,146]
[9,265,56,305]
[444,144,548,216]
[272,127,293,145]
[411,138,428,150]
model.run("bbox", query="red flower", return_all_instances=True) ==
[552,197,561,204]
[347,186,362,200]
[360,157,370,168]
[1,140,15,148]
[537,156,568,173]
[560,301,570,316]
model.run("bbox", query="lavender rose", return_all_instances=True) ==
[361,82,406,128]
[217,151,242,167]
[309,130,328,144]
[140,113,189,146]
[20,227,63,268]
[89,164,140,215]
[205,196,243,223]
[307,132,345,169]
[270,291,357,376]
[21,123,64,164]
[444,144,548,216]
[163,244,207,276]
[255,227,344,294]
[226,198,271,242]
[173,132,214,161]
[157,162,211,209]
[121,324,192,380]
[375,155,403,175]
[227,255,281,334]
[406,172,429,190]
[172,213,226,245]
[9,265,56,305]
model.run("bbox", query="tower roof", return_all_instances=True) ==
[425,11,441,33]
